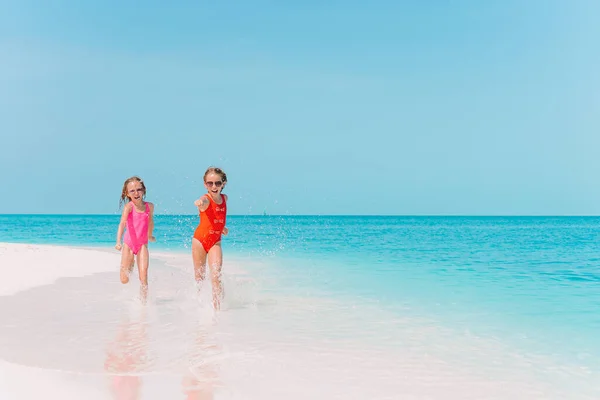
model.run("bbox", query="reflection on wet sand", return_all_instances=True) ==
[182,328,220,400]
[103,303,222,400]
[104,309,148,400]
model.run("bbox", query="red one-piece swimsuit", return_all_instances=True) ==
[193,195,227,252]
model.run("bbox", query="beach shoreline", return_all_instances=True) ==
[0,242,598,399]
[0,243,116,399]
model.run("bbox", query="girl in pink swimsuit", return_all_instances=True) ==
[115,176,155,301]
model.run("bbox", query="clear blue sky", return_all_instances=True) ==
[1,1,599,215]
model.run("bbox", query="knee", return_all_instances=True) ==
[120,266,130,284]
[210,268,222,280]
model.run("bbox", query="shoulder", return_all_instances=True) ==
[147,202,155,212]
[223,194,228,201]
[121,202,133,215]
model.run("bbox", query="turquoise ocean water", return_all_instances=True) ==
[1,215,600,396]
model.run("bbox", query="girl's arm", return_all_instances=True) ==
[115,203,132,250]
[148,202,156,242]
[194,195,210,212]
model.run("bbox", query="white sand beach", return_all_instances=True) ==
[0,243,117,399]
[0,242,597,400]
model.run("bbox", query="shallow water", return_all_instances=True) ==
[1,215,600,398]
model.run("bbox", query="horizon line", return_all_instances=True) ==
[1,213,599,218]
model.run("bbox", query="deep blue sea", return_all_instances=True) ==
[1,215,600,397]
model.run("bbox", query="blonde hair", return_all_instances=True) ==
[204,167,227,189]
[119,176,146,208]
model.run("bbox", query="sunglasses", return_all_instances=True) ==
[205,181,223,187]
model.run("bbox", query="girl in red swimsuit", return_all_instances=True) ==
[192,167,229,310]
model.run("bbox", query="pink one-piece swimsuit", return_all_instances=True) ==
[123,202,149,255]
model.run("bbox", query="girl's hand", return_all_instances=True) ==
[149,236,156,242]
[222,227,228,236]
[194,196,210,212]
[115,243,122,251]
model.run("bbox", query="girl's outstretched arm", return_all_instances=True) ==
[194,196,210,213]
[148,202,156,242]
[115,203,132,250]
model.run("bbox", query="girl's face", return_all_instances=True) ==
[126,181,145,204]
[204,172,225,196]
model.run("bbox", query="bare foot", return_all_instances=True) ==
[212,294,221,311]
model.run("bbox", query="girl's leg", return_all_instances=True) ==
[192,238,208,283]
[120,244,135,284]
[207,242,223,310]
[136,245,149,302]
